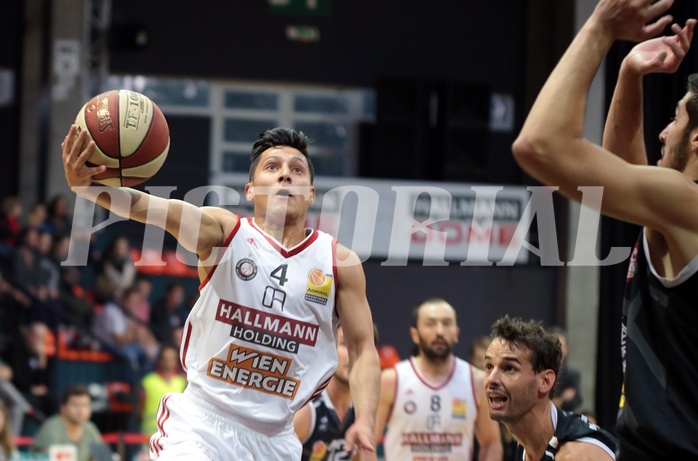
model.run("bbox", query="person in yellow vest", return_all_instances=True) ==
[139,345,186,439]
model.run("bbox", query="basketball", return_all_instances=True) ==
[74,89,170,187]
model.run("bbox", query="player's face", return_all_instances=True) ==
[334,327,350,384]
[411,301,459,362]
[61,395,92,425]
[158,348,180,374]
[659,92,693,172]
[483,338,541,425]
[245,146,315,222]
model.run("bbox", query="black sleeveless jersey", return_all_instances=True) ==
[515,405,617,460]
[301,391,355,461]
[617,235,698,460]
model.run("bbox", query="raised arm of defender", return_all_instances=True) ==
[603,20,695,165]
[511,0,698,239]
[62,125,237,276]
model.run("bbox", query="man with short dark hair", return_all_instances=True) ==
[62,126,380,460]
[485,316,616,461]
[32,385,104,461]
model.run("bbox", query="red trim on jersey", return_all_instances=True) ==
[469,363,479,413]
[180,322,193,372]
[409,356,457,390]
[306,375,333,406]
[247,217,319,257]
[151,394,173,456]
[198,217,241,291]
[332,238,339,319]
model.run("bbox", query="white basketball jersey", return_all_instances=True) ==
[180,217,339,433]
[384,357,479,461]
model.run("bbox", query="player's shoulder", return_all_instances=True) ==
[201,206,240,234]
[555,439,615,461]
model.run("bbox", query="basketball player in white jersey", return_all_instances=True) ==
[373,298,502,461]
[61,126,380,460]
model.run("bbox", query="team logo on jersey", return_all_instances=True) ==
[451,397,467,419]
[305,268,333,305]
[404,400,417,414]
[246,237,258,249]
[235,258,258,281]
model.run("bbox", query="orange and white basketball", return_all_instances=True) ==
[74,89,170,187]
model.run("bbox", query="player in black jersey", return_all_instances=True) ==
[295,325,355,460]
[485,316,617,461]
[509,0,698,458]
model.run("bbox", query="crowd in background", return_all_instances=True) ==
[0,193,194,457]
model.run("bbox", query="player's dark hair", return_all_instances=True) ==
[249,128,314,183]
[61,384,91,405]
[490,315,562,399]
[685,74,698,134]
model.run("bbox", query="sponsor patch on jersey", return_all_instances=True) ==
[207,344,300,399]
[451,397,467,419]
[235,258,258,281]
[305,268,333,305]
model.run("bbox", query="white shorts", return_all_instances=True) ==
[149,391,302,460]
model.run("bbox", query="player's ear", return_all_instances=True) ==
[307,185,316,205]
[539,369,556,395]
[244,182,254,200]
[409,326,419,345]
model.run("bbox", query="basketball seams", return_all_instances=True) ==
[76,89,169,187]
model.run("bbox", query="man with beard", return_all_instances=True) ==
[373,298,502,461]
[510,0,698,457]
[485,316,616,461]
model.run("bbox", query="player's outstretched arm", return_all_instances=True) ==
[604,20,696,165]
[510,0,698,234]
[62,125,234,262]
[335,245,380,461]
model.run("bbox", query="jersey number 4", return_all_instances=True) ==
[271,264,289,286]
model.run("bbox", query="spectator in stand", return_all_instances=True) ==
[0,273,32,335]
[4,322,55,418]
[139,345,186,439]
[48,235,94,329]
[44,194,72,239]
[0,357,32,437]
[25,202,50,234]
[131,276,153,326]
[32,385,105,461]
[37,232,60,302]
[149,282,188,343]
[95,235,136,302]
[0,399,19,461]
[92,288,150,377]
[12,227,42,300]
[0,197,22,251]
